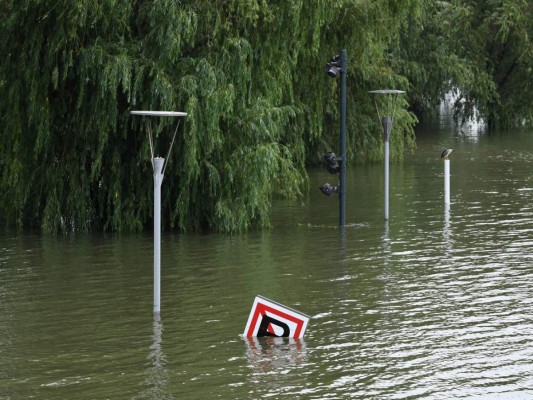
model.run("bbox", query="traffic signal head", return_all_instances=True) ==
[319,183,338,196]
[323,152,340,174]
[324,55,341,78]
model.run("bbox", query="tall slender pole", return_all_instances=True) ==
[444,159,450,204]
[382,116,392,220]
[384,140,389,220]
[339,49,347,227]
[131,110,186,316]
[153,157,164,315]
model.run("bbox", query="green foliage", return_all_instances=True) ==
[399,0,533,128]
[0,0,421,233]
[445,0,533,128]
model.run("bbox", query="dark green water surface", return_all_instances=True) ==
[1,118,532,399]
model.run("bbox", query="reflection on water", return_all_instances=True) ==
[1,124,533,399]
[243,337,309,397]
[138,315,173,400]
[244,336,308,370]
[382,220,391,253]
[443,203,453,255]
[244,337,307,370]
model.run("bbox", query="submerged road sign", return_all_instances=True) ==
[243,295,310,338]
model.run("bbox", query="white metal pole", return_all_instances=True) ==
[384,140,390,220]
[444,159,450,205]
[382,116,392,221]
[153,157,164,315]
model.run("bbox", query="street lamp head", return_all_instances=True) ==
[368,89,406,118]
[319,183,339,196]
[368,89,406,95]
[368,89,406,141]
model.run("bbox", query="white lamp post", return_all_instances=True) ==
[368,89,405,221]
[131,110,187,315]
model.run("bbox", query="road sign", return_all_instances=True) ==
[243,295,310,338]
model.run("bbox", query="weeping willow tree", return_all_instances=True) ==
[397,0,532,129]
[0,0,419,234]
[441,0,533,129]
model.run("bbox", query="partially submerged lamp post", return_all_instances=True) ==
[131,110,187,315]
[368,89,405,220]
[320,50,347,226]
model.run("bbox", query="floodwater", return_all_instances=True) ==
[1,117,532,399]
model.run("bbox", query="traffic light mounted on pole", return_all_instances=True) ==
[320,50,347,227]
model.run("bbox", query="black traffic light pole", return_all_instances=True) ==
[339,50,347,227]
[320,50,347,227]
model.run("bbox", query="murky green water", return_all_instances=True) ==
[1,117,532,399]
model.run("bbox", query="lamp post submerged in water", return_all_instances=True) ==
[368,89,405,221]
[131,110,187,315]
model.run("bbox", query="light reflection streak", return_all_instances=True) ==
[139,315,173,399]
[339,225,347,258]
[382,221,391,256]
[443,203,453,256]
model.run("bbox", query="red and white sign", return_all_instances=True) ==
[243,295,310,338]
